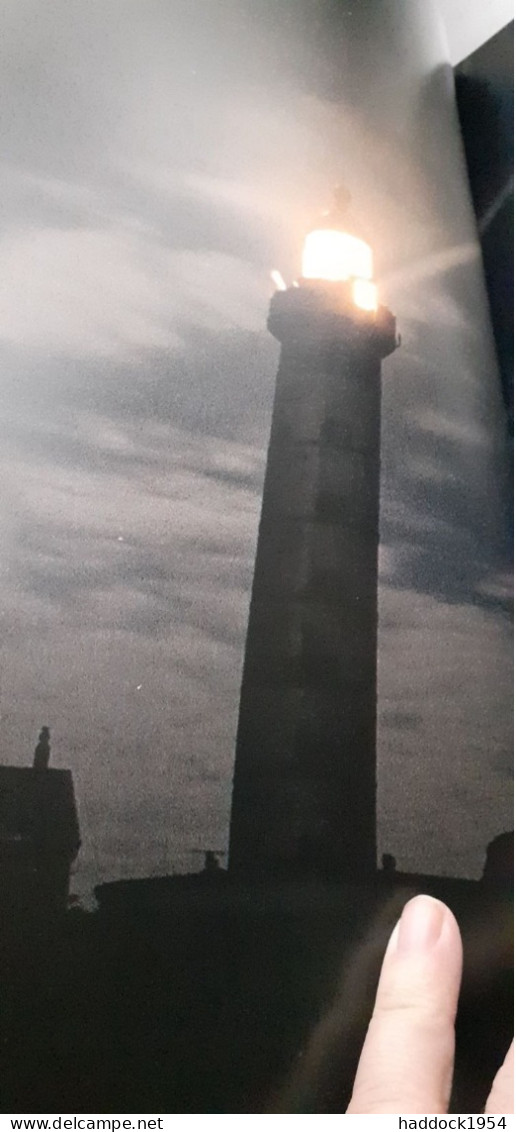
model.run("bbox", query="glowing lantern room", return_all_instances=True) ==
[300,214,378,312]
[302,229,373,283]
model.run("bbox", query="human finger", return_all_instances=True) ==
[347,895,463,1113]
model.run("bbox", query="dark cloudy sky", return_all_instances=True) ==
[0,0,511,898]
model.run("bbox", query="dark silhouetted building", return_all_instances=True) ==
[0,740,80,918]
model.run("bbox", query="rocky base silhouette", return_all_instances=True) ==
[1,865,512,1114]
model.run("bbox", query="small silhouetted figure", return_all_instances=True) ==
[481,831,513,893]
[381,853,396,877]
[203,850,221,873]
[33,726,51,771]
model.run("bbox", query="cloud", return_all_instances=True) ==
[0,218,268,358]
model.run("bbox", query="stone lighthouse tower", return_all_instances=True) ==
[229,194,397,882]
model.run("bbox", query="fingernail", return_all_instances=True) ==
[396,895,445,954]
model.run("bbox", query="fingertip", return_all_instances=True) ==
[348,896,463,1114]
[385,895,462,964]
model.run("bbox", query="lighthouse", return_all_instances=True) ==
[229,193,398,882]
